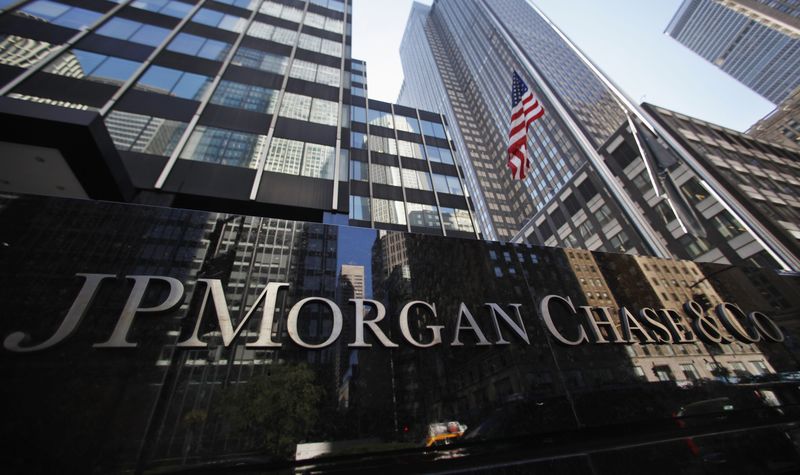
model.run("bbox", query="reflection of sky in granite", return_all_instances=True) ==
[336,225,376,298]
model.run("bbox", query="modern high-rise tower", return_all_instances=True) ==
[666,0,800,104]
[398,0,800,271]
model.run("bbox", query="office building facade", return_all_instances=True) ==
[398,0,800,271]
[748,85,800,150]
[0,0,478,237]
[666,0,800,104]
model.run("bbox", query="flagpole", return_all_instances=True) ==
[481,1,673,259]
[524,0,799,271]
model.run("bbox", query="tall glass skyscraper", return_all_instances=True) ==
[398,0,800,270]
[666,0,800,104]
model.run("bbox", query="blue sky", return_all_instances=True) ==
[352,0,776,132]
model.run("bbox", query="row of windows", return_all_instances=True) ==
[349,196,474,232]
[297,32,343,57]
[350,161,464,195]
[168,33,231,61]
[96,17,171,47]
[289,59,340,87]
[351,105,446,137]
[279,92,338,126]
[351,133,454,164]
[105,110,187,156]
[44,49,139,85]
[264,137,335,179]
[231,45,287,74]
[106,109,339,180]
[39,46,336,121]
[18,1,104,30]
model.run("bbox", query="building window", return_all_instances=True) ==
[351,106,366,123]
[350,160,368,181]
[711,211,745,239]
[367,109,394,129]
[259,1,303,22]
[105,110,187,156]
[349,195,370,221]
[96,18,170,47]
[136,65,212,100]
[279,92,312,121]
[680,364,699,381]
[395,115,421,134]
[425,145,454,165]
[366,135,397,156]
[372,199,406,225]
[653,365,674,382]
[421,119,447,139]
[129,0,193,18]
[402,169,433,191]
[750,360,769,376]
[432,174,463,195]
[681,178,709,203]
[309,98,339,126]
[370,163,402,187]
[18,1,102,30]
[192,8,247,33]
[264,137,303,175]
[0,35,58,68]
[298,33,322,52]
[289,59,317,82]
[209,80,277,113]
[301,143,335,179]
[441,208,474,233]
[180,126,267,168]
[320,38,342,57]
[406,202,440,228]
[397,140,424,159]
[231,46,287,74]
[44,49,141,85]
[167,33,231,61]
[216,0,257,11]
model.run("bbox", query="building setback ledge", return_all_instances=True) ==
[0,97,134,202]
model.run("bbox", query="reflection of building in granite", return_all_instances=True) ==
[0,196,210,470]
[337,264,364,408]
[145,218,340,462]
[595,253,776,383]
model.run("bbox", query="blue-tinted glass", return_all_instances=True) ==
[438,147,454,164]
[167,33,203,56]
[198,39,229,60]
[131,0,160,12]
[193,8,223,26]
[218,14,244,32]
[172,72,210,100]
[130,24,169,46]
[425,145,440,161]
[53,7,102,30]
[91,57,140,82]
[351,132,366,149]
[71,50,105,76]
[20,1,69,21]
[97,18,140,40]
[0,0,17,9]
[432,122,446,138]
[161,0,192,18]
[138,65,181,93]
[351,106,366,123]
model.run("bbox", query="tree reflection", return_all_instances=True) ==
[217,363,322,458]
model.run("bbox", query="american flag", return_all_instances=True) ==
[508,71,544,180]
